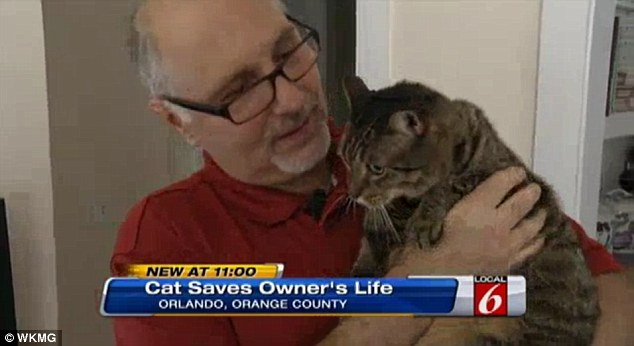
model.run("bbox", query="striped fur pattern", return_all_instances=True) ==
[339,76,599,345]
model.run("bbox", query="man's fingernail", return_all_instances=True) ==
[528,183,541,197]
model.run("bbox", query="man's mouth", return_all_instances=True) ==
[276,115,311,141]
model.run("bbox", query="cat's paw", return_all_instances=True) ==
[406,219,443,249]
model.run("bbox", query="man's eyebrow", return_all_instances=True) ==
[272,24,299,56]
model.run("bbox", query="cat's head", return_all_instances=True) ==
[339,76,470,208]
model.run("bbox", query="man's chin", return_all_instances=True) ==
[271,126,331,174]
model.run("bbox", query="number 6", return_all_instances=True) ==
[478,284,502,314]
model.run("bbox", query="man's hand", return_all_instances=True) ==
[393,166,547,276]
[592,269,634,346]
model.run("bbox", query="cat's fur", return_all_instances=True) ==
[339,76,599,345]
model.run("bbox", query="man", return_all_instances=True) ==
[111,0,630,345]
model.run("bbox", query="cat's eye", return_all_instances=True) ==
[367,164,385,175]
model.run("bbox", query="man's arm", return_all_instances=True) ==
[592,269,634,346]
[319,167,546,345]
[568,218,633,346]
[113,316,238,346]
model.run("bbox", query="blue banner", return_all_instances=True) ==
[100,276,527,316]
[101,277,461,316]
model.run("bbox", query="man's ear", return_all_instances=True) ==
[389,110,425,136]
[148,98,185,132]
[148,98,200,146]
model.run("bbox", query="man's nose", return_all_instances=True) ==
[271,76,307,115]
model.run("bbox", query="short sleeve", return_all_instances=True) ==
[567,216,624,276]
[111,199,180,274]
[114,317,238,346]
[109,199,239,346]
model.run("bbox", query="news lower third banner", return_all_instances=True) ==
[100,266,526,317]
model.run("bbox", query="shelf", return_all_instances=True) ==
[618,2,634,13]
[613,248,634,254]
[605,111,634,139]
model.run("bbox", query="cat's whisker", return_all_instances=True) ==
[370,208,378,232]
[381,213,392,239]
[352,200,357,215]
[344,196,353,215]
[370,207,381,234]
[380,205,400,243]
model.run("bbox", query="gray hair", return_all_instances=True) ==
[127,0,288,97]
[127,0,171,96]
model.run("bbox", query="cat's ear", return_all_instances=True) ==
[450,99,483,134]
[389,110,425,136]
[342,76,371,109]
[451,99,482,119]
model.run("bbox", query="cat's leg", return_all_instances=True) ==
[350,236,379,277]
[386,195,451,273]
[404,185,460,249]
[412,317,523,346]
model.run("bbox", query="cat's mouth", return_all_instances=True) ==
[355,188,418,209]
[356,194,389,209]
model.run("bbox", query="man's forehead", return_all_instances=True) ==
[145,0,288,95]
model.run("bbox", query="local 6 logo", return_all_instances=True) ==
[474,276,508,316]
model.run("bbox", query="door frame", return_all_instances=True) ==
[533,0,616,237]
[355,0,391,90]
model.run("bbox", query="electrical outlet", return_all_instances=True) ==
[89,205,106,224]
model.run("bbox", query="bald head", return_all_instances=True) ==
[128,0,287,96]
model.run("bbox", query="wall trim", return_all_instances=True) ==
[533,0,615,237]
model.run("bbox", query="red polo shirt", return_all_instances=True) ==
[110,124,622,346]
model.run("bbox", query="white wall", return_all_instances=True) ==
[0,0,58,330]
[389,0,541,165]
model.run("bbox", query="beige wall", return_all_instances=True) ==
[41,0,193,344]
[0,0,58,330]
[390,0,541,165]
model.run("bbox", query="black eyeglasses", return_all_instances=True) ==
[160,15,321,125]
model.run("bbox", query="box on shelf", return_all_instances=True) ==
[607,14,634,114]
[598,189,634,254]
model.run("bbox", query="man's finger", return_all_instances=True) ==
[464,167,527,207]
[497,183,542,230]
[510,237,545,268]
[510,208,547,248]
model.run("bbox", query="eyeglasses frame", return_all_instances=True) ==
[159,14,321,125]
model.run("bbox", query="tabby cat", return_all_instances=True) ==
[339,76,599,345]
